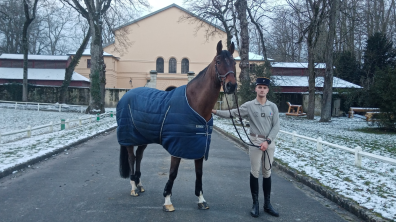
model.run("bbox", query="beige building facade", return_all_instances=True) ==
[72,4,240,91]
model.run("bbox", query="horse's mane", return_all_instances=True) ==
[187,65,210,85]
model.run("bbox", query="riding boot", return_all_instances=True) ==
[250,173,259,218]
[263,176,279,217]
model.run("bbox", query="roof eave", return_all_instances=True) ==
[113,4,226,33]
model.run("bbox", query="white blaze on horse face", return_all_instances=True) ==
[198,191,206,203]
[225,58,230,66]
[164,194,172,205]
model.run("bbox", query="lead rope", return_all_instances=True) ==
[221,84,271,171]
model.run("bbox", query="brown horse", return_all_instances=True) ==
[118,40,237,212]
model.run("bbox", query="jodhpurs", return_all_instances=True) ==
[248,136,275,179]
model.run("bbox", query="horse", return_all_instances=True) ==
[117,40,237,212]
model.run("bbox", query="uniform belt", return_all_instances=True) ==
[249,133,267,139]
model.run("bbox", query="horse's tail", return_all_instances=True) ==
[119,145,130,178]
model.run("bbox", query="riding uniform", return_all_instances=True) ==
[213,77,280,218]
[214,98,279,177]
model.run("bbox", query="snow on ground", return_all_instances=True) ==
[0,107,117,173]
[214,114,396,220]
[1,103,395,220]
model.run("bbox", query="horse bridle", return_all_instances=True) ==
[216,57,272,170]
[215,56,235,89]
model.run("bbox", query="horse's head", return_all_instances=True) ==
[215,40,237,94]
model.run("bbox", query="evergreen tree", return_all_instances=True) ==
[371,67,396,130]
[334,51,362,85]
[239,62,280,105]
[363,32,396,87]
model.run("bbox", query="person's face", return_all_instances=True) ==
[255,84,269,98]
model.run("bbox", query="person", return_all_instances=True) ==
[212,77,280,218]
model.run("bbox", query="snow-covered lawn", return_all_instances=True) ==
[214,114,396,220]
[1,105,395,220]
[0,107,117,173]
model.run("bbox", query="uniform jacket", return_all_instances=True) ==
[216,99,280,142]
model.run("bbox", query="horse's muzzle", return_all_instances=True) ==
[224,82,237,94]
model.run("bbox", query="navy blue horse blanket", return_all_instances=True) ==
[116,85,213,160]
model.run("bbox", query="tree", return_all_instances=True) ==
[183,0,235,48]
[22,0,39,102]
[246,0,269,61]
[0,1,25,54]
[59,27,91,104]
[363,32,396,88]
[288,0,326,119]
[235,0,249,81]
[320,0,338,122]
[266,6,304,62]
[334,51,361,85]
[371,66,396,130]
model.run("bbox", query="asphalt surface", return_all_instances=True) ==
[0,130,360,222]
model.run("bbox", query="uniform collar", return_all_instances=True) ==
[254,98,269,106]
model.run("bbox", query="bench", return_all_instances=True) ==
[365,112,381,121]
[348,107,380,118]
[286,102,306,116]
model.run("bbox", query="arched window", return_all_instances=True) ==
[156,57,164,73]
[181,58,189,74]
[169,58,176,73]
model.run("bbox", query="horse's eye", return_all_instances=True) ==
[217,61,220,64]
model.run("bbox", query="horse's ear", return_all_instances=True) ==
[228,42,235,55]
[217,40,222,55]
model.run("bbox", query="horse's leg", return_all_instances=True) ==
[126,146,139,197]
[135,144,147,192]
[163,156,181,212]
[195,157,209,210]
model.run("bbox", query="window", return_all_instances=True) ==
[87,59,91,68]
[181,58,189,74]
[169,58,176,73]
[156,57,164,73]
[249,63,256,71]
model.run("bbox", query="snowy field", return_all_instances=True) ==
[214,114,396,220]
[0,107,117,173]
[0,105,395,220]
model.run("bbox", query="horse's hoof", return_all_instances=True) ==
[130,189,139,197]
[163,204,175,212]
[198,202,209,210]
[137,185,145,193]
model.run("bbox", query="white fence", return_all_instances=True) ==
[0,112,115,144]
[0,100,86,113]
[280,130,396,166]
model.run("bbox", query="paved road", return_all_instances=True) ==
[0,130,360,222]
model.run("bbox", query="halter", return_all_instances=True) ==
[215,56,235,89]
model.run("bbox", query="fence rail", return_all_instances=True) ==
[0,100,86,113]
[279,130,396,166]
[0,112,115,144]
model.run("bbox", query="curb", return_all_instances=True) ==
[213,125,387,222]
[0,126,117,179]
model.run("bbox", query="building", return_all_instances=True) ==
[69,4,236,91]
[0,54,90,87]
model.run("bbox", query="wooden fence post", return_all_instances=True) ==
[27,125,31,137]
[355,146,362,167]
[317,137,322,152]
[292,131,297,143]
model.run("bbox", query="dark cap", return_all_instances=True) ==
[256,77,270,86]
